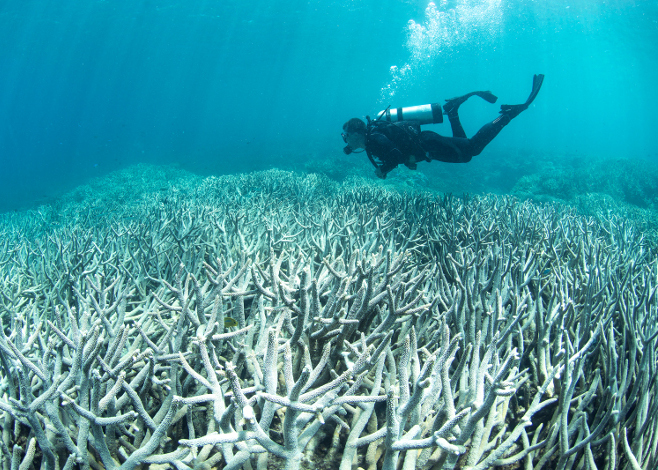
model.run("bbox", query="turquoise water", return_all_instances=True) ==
[1,3,658,467]
[1,0,657,212]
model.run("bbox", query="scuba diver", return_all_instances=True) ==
[342,74,544,179]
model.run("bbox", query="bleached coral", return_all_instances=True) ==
[0,168,656,470]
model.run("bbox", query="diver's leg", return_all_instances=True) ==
[499,74,544,119]
[445,111,467,138]
[466,74,545,156]
[443,91,498,138]
[421,131,473,163]
[464,118,509,156]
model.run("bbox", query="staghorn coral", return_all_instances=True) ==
[0,168,656,470]
[511,156,658,209]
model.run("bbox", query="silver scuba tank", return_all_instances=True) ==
[376,103,444,125]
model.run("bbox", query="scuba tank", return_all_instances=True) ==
[342,102,443,155]
[375,103,444,125]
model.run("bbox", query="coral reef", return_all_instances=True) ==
[512,156,658,209]
[0,167,656,470]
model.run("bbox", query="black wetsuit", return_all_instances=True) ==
[366,111,512,178]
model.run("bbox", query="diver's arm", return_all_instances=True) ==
[369,134,404,179]
[377,154,402,178]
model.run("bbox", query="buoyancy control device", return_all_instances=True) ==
[342,102,444,155]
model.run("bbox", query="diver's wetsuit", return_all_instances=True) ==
[366,111,513,178]
[361,73,544,179]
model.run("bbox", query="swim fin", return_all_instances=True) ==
[444,90,498,115]
[526,73,544,106]
[499,74,544,119]
[476,91,499,104]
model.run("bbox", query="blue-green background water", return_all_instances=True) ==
[1,0,657,212]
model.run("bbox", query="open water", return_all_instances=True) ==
[1,0,657,212]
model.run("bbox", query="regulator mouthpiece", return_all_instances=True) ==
[343,145,353,155]
[376,103,444,125]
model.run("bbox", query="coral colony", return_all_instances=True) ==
[0,168,656,470]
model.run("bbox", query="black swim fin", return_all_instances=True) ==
[444,90,498,115]
[499,74,544,119]
[476,91,498,104]
[526,74,544,106]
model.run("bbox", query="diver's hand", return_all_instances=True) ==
[375,168,386,179]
